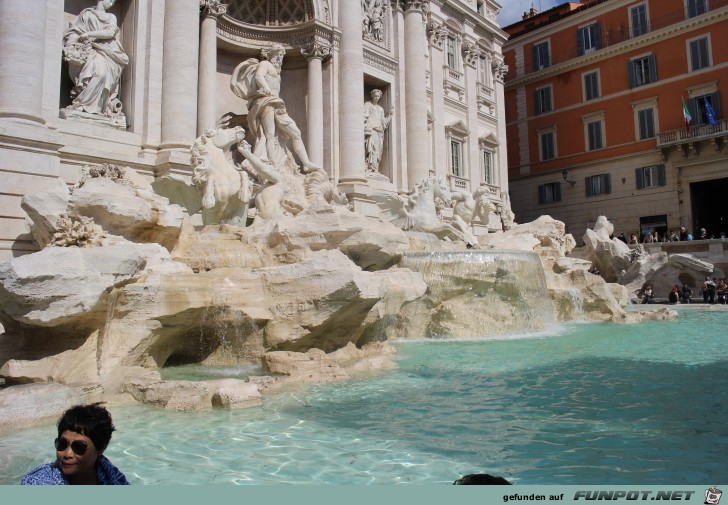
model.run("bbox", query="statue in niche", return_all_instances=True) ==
[230,43,322,173]
[362,0,385,42]
[62,0,129,128]
[364,89,394,175]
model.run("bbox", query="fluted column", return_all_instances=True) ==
[492,56,510,195]
[301,41,331,168]
[337,0,366,182]
[197,0,227,135]
[160,0,200,149]
[0,0,47,124]
[403,0,430,188]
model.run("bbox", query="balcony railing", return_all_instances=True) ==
[521,0,728,76]
[657,119,728,147]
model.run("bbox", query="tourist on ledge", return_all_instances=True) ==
[21,403,128,485]
[641,286,654,304]
[668,285,679,304]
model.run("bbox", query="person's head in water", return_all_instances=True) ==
[453,473,511,485]
[55,403,116,484]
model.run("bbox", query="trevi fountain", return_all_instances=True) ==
[0,0,725,485]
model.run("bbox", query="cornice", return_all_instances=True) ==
[505,7,728,89]
[217,16,339,50]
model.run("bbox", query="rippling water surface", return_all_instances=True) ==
[1,308,726,485]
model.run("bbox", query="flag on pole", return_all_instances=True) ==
[704,97,718,127]
[682,97,692,132]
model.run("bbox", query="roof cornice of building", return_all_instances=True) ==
[505,6,728,89]
[431,0,509,43]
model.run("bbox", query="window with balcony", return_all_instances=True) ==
[688,92,721,126]
[687,0,708,18]
[629,54,657,88]
[630,4,649,37]
[636,165,666,189]
[539,129,556,161]
[583,71,600,101]
[534,86,553,115]
[577,22,602,56]
[636,107,656,140]
[586,174,611,197]
[532,41,550,71]
[446,36,458,69]
[688,36,711,71]
[586,119,604,151]
[538,182,562,204]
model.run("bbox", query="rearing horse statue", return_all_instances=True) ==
[370,176,477,246]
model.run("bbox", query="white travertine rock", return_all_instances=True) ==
[0,244,164,328]
[619,251,670,296]
[263,349,348,380]
[70,177,186,250]
[209,379,262,409]
[20,181,71,248]
[480,215,574,257]
[0,383,103,431]
[582,216,631,282]
[123,377,211,410]
[268,205,410,270]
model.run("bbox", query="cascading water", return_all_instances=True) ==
[398,250,555,338]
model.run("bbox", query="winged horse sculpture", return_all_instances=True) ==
[370,176,478,247]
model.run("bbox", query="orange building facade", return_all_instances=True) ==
[503,0,728,240]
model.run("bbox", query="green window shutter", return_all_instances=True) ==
[636,168,645,189]
[605,174,612,194]
[554,182,562,201]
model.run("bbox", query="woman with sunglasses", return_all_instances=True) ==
[21,403,129,485]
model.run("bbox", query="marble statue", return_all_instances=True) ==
[230,44,321,173]
[362,0,385,42]
[62,0,129,127]
[236,139,287,222]
[371,176,478,247]
[190,127,250,226]
[450,186,496,244]
[364,89,394,175]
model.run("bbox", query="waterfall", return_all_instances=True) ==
[398,250,555,339]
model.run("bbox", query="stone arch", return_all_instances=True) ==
[226,0,323,26]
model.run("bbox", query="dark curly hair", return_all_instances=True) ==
[57,403,116,453]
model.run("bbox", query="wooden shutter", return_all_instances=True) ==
[636,168,645,189]
[532,45,539,71]
[648,54,657,83]
[604,174,612,194]
[586,177,593,197]
[554,182,562,202]
[577,28,584,56]
[628,60,636,88]
[709,92,722,119]
[657,165,666,186]
[538,184,546,204]
[594,23,602,50]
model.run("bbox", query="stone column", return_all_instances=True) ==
[160,0,200,150]
[403,0,430,189]
[492,57,510,195]
[427,22,447,178]
[197,0,227,135]
[337,0,366,183]
[463,42,481,189]
[0,0,47,124]
[301,41,331,168]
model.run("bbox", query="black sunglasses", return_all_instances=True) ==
[54,438,90,456]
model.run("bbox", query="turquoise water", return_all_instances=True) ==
[1,308,726,484]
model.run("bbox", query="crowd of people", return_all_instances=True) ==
[642,277,728,305]
[619,226,726,245]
